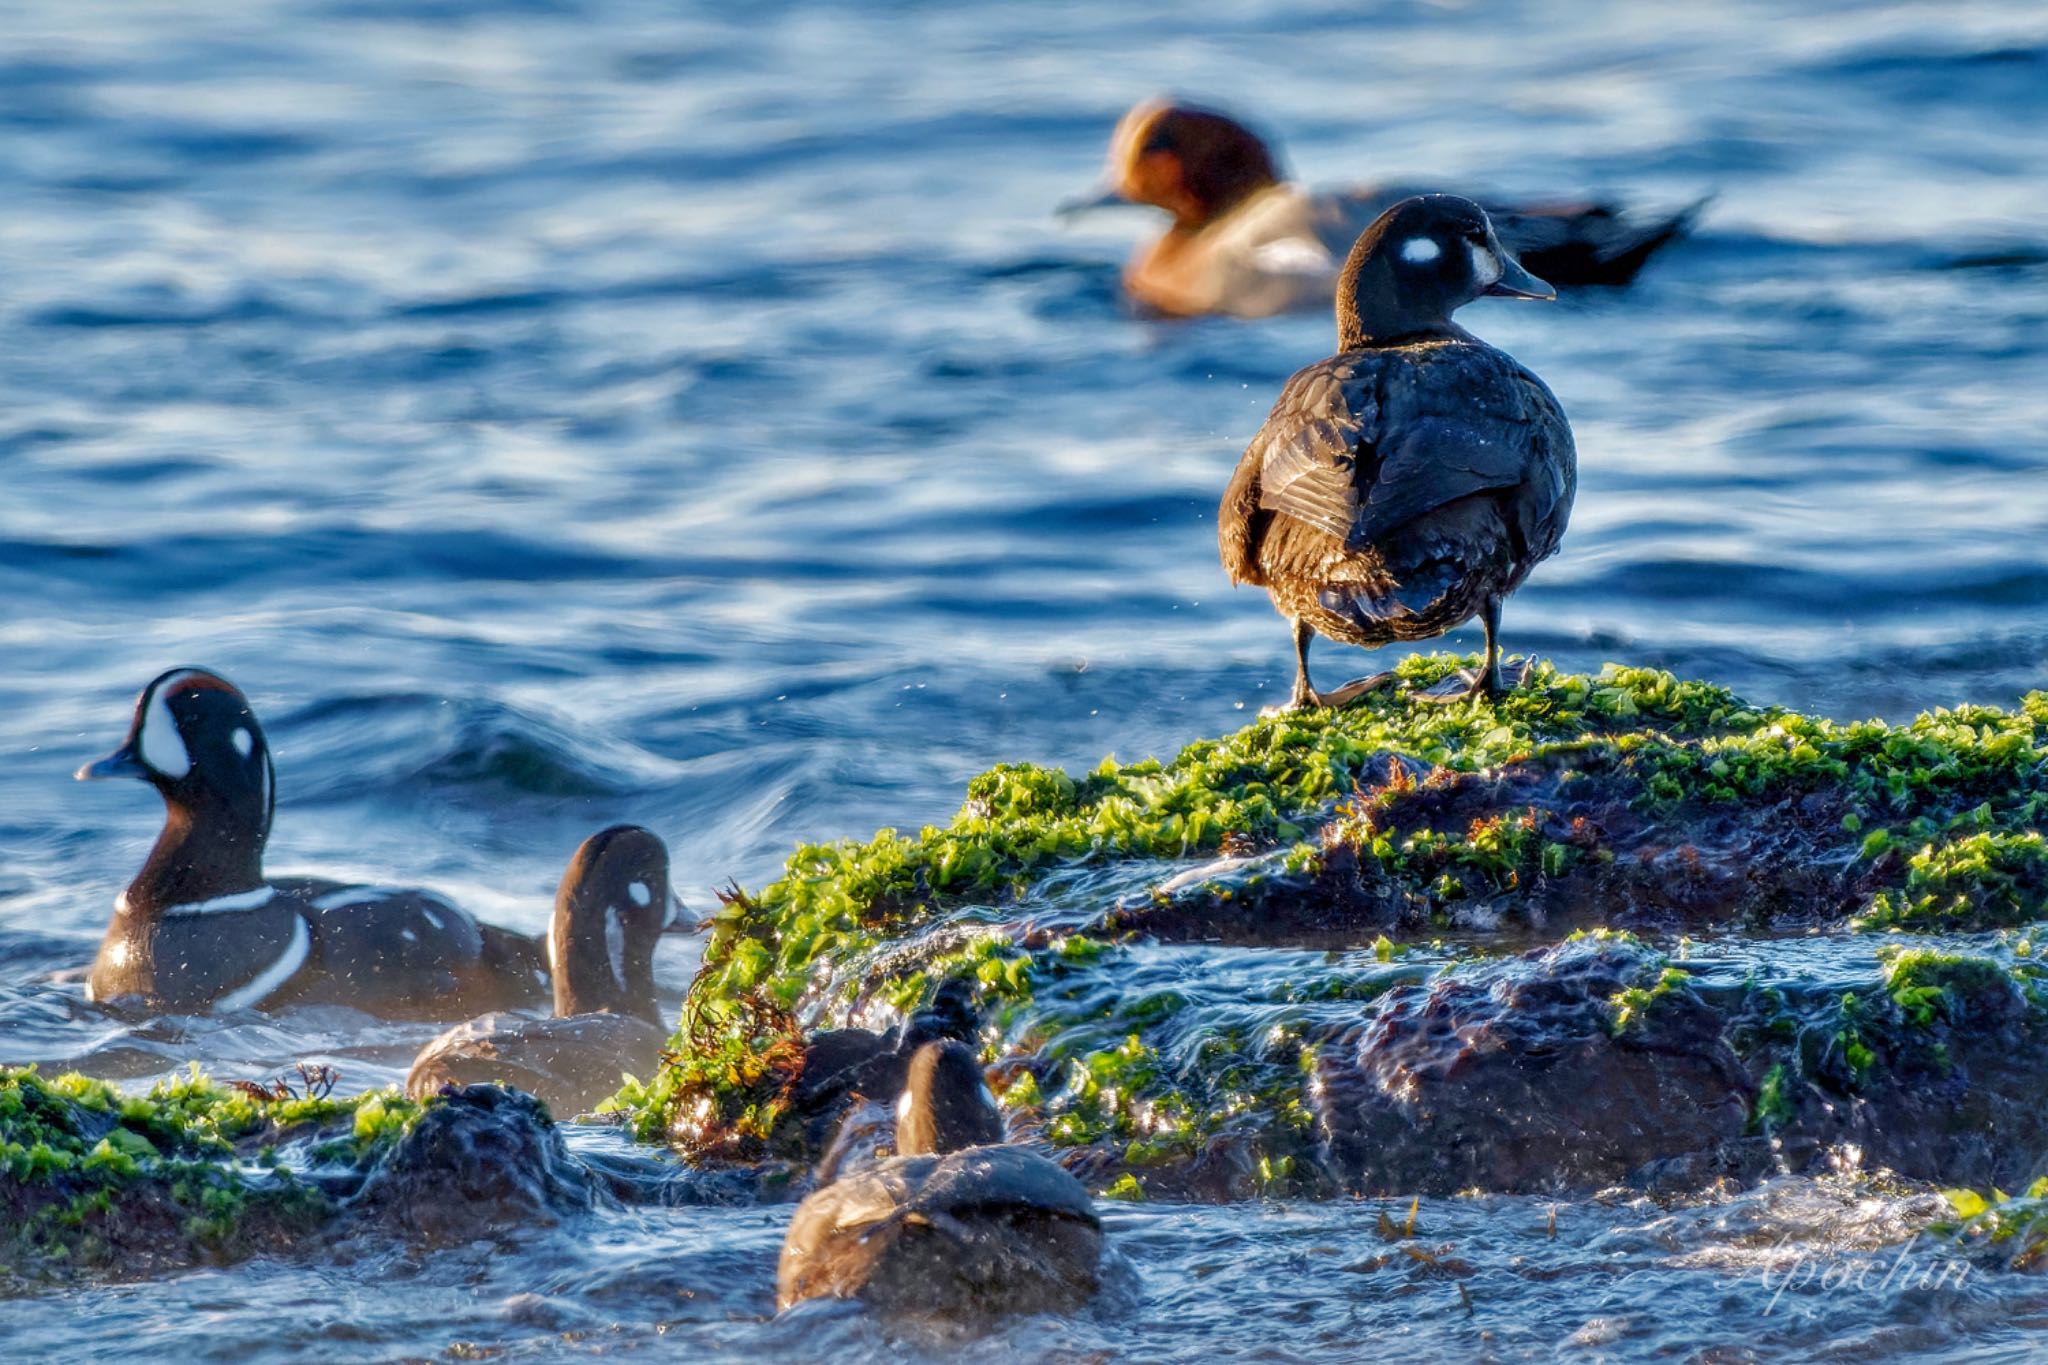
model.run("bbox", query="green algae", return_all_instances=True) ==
[1934,1178,2048,1270]
[0,1066,425,1274]
[1607,965,1692,1035]
[619,658,2048,1174]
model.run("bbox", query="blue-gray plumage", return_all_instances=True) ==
[1219,194,1576,707]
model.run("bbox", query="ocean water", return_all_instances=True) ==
[2,0,2047,1358]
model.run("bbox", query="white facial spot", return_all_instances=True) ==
[896,1088,914,1123]
[605,907,627,990]
[1400,236,1442,264]
[139,683,193,779]
[628,881,651,908]
[1470,241,1502,286]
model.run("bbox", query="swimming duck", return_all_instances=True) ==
[1063,99,1700,319]
[778,1040,1102,1318]
[1218,195,1576,707]
[77,667,550,1018]
[405,825,678,1114]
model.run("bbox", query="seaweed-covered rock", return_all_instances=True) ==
[610,659,2048,1199]
[351,1084,591,1243]
[0,1067,416,1282]
[1311,940,1755,1193]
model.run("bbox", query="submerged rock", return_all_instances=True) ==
[1311,939,1756,1194]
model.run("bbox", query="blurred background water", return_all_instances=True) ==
[2,0,2047,1357]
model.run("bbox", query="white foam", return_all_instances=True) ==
[165,885,278,916]
[231,727,254,759]
[215,913,310,1013]
[628,881,651,908]
[139,676,194,779]
[1401,237,1442,264]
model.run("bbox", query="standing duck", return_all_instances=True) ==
[1063,99,1701,319]
[77,667,549,1018]
[778,1040,1103,1319]
[1218,195,1576,707]
[406,825,679,1115]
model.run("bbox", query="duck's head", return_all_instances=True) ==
[550,824,675,1020]
[1336,194,1553,348]
[896,975,981,1054]
[77,667,275,842]
[1060,98,1282,230]
[895,1040,1005,1157]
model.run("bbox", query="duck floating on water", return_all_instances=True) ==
[77,667,549,1018]
[1064,98,1702,319]
[406,825,681,1115]
[1218,195,1577,707]
[778,1040,1103,1319]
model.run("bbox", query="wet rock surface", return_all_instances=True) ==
[1311,940,1757,1194]
[350,1084,591,1243]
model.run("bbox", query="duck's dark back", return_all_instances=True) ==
[1220,338,1574,591]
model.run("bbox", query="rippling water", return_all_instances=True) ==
[3,0,2048,1357]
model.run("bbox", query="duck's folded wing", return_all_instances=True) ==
[1246,359,1372,543]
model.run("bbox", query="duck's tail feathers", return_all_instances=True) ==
[1318,562,1459,630]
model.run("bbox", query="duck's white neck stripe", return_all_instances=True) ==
[163,885,278,916]
[215,912,310,1013]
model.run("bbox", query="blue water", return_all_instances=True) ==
[3,0,2048,1358]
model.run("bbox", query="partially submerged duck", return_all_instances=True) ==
[77,668,548,1018]
[1064,98,1701,318]
[406,825,680,1115]
[1218,195,1577,706]
[778,1040,1103,1319]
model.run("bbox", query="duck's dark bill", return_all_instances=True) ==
[75,746,146,782]
[1484,254,1555,300]
[1055,186,1126,220]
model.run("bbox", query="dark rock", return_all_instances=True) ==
[1311,940,1754,1193]
[350,1084,591,1242]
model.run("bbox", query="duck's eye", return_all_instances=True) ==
[1399,236,1443,264]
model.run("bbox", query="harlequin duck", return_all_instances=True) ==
[1062,98,1701,318]
[1218,195,1576,707]
[406,825,679,1114]
[77,667,550,1019]
[778,1041,1103,1319]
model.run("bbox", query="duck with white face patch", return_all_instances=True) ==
[405,825,688,1116]
[1218,194,1576,708]
[77,667,552,1020]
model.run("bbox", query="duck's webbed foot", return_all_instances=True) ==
[1316,672,1399,708]
[1261,671,1397,717]
[1414,656,1532,705]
